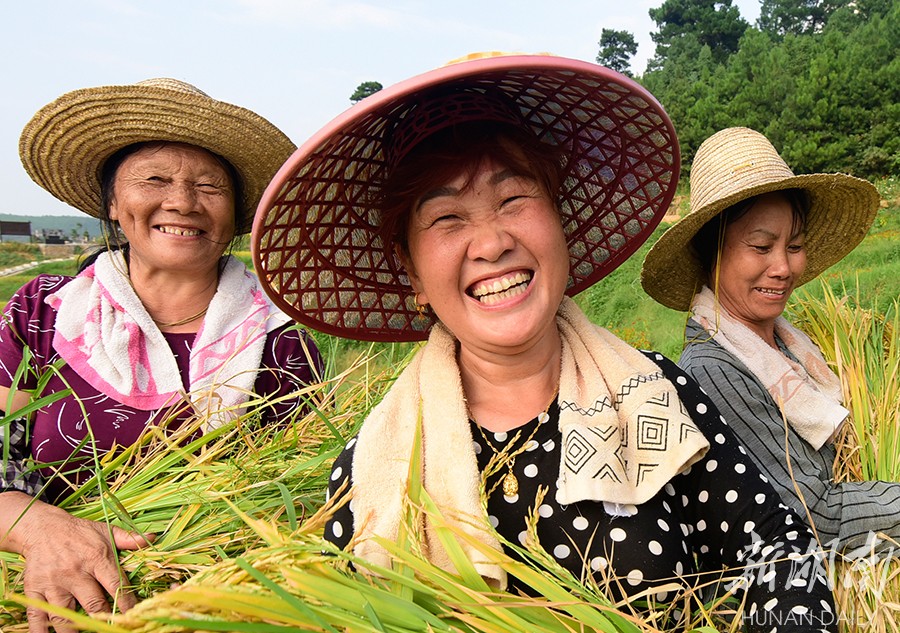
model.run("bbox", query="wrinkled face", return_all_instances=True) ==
[402,159,570,356]
[713,192,807,340]
[109,142,236,277]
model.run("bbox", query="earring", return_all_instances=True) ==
[414,292,427,318]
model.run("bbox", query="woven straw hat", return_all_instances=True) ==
[19,78,296,231]
[253,54,680,341]
[641,127,880,311]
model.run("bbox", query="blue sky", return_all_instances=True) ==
[2,0,760,217]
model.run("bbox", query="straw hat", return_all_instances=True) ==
[19,78,296,231]
[252,54,680,342]
[641,127,880,311]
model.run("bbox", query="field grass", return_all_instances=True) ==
[0,243,43,268]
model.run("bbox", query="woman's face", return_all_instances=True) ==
[713,192,807,339]
[109,142,236,277]
[402,158,570,356]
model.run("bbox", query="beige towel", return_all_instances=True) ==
[352,297,709,587]
[691,285,847,449]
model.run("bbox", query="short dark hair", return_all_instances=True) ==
[378,120,565,254]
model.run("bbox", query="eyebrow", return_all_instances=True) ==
[746,228,778,239]
[745,227,805,241]
[416,169,524,209]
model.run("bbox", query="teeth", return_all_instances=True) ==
[472,272,531,298]
[472,272,532,304]
[158,226,201,236]
[757,288,785,296]
[479,282,529,305]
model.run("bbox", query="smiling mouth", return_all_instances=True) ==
[755,287,787,297]
[469,271,533,305]
[156,226,202,237]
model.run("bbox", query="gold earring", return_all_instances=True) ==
[414,292,427,318]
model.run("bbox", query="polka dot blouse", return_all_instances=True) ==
[326,352,837,632]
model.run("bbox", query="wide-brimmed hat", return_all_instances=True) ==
[641,127,880,311]
[253,53,680,341]
[19,78,296,232]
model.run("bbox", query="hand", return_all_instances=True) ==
[1,494,154,633]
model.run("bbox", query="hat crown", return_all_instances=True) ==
[689,127,796,214]
[135,77,210,98]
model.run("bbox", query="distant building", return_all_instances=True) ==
[0,221,32,243]
[34,228,67,244]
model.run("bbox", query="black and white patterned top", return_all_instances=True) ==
[326,351,837,632]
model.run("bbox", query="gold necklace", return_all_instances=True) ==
[472,393,557,497]
[153,306,209,328]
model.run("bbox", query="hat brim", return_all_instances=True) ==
[641,173,880,311]
[19,84,296,232]
[253,55,680,341]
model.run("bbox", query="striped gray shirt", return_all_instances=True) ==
[679,318,900,554]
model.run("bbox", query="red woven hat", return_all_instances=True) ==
[252,54,680,341]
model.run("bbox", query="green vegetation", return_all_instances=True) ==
[0,243,43,268]
[0,260,78,308]
[639,0,898,179]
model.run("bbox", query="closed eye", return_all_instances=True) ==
[431,213,461,226]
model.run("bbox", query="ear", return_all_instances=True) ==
[108,198,119,222]
[395,244,429,305]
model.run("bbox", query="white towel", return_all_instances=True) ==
[691,285,847,449]
[48,251,290,429]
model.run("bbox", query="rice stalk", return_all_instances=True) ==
[50,483,758,633]
[789,281,900,632]
[4,334,751,632]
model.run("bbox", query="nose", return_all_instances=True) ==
[767,248,791,278]
[161,181,199,213]
[467,219,515,262]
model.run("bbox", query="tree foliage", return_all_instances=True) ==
[648,0,748,68]
[638,0,899,178]
[597,29,637,76]
[757,0,832,36]
[350,81,383,103]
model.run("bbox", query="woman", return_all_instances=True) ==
[254,56,836,630]
[641,127,897,553]
[1,78,322,630]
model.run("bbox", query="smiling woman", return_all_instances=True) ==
[0,78,323,632]
[641,127,900,556]
[253,54,838,631]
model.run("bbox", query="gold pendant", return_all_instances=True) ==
[502,470,519,496]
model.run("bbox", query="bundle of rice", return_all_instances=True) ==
[0,347,394,629]
[2,338,744,632]
[65,491,735,633]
